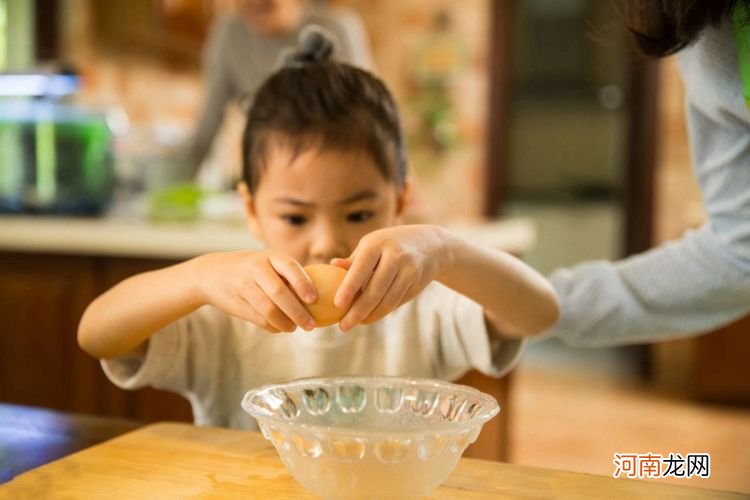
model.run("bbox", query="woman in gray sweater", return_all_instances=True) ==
[187,0,373,177]
[545,0,750,346]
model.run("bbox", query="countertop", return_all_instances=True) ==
[0,197,536,259]
[4,422,743,498]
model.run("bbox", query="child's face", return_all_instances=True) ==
[242,143,407,266]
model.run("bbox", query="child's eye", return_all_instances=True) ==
[347,211,374,223]
[281,214,308,226]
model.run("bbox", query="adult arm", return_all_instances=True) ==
[186,17,235,174]
[546,24,750,346]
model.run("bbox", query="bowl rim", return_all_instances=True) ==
[241,375,501,438]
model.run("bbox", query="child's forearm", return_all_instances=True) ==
[78,259,204,359]
[436,229,560,338]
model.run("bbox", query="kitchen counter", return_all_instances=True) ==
[0,208,536,259]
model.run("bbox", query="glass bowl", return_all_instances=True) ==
[242,376,500,500]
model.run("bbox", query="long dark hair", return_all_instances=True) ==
[625,0,750,56]
[242,28,407,193]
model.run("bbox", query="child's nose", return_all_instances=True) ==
[309,224,348,262]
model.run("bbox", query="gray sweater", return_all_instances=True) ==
[547,19,750,346]
[188,5,373,171]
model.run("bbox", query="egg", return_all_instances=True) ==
[303,264,348,327]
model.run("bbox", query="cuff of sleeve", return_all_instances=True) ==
[488,336,527,378]
[101,325,180,390]
[459,299,527,379]
[536,267,574,341]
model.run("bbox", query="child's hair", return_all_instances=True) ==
[242,28,407,193]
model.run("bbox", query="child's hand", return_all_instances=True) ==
[332,225,450,331]
[193,251,318,333]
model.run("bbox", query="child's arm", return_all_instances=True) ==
[332,225,559,338]
[78,251,318,359]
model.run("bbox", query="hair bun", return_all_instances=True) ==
[277,25,337,68]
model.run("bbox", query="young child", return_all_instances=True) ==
[78,32,559,429]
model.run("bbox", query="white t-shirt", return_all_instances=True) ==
[103,282,524,429]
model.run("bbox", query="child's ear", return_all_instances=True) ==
[395,177,413,219]
[237,181,264,241]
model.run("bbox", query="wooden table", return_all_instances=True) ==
[3,422,742,499]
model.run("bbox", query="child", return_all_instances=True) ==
[78,31,559,429]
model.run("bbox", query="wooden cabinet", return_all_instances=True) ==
[0,251,510,460]
[650,316,750,405]
[0,254,95,411]
[0,253,192,423]
[692,316,750,403]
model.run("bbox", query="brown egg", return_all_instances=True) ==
[303,264,348,327]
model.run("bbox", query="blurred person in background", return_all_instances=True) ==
[185,0,374,183]
[542,0,750,346]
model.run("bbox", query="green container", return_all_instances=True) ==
[0,99,114,215]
